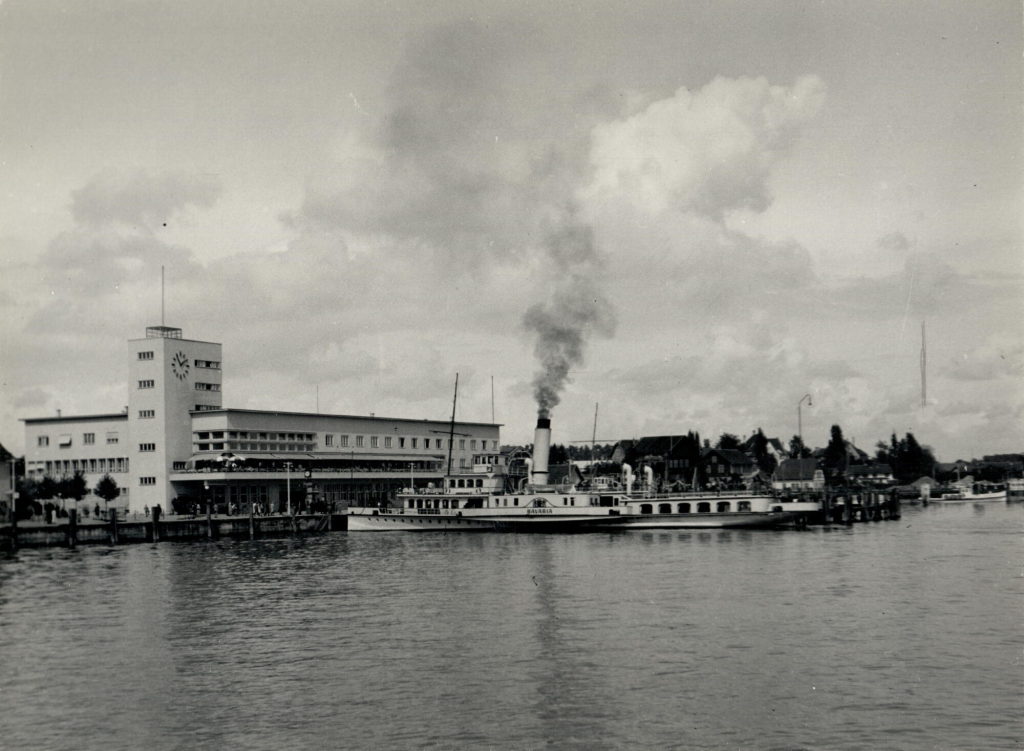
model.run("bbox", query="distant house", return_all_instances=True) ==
[0,442,14,512]
[611,436,699,480]
[846,463,894,486]
[741,434,788,465]
[773,458,825,492]
[703,448,757,485]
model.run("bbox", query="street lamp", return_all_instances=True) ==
[797,394,813,446]
[285,461,292,515]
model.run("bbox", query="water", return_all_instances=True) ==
[1,503,1021,750]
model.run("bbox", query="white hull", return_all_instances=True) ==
[347,507,628,532]
[606,511,796,529]
[933,490,1007,503]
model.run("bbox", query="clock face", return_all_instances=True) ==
[171,351,190,380]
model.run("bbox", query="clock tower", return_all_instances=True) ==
[127,326,222,511]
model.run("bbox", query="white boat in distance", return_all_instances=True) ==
[933,486,1007,502]
[347,416,798,531]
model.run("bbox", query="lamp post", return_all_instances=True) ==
[285,461,292,515]
[797,394,813,446]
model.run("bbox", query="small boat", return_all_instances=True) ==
[932,486,1007,503]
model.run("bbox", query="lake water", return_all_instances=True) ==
[1,502,1021,750]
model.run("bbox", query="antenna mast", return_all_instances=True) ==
[161,265,165,326]
[920,321,927,408]
[591,402,599,466]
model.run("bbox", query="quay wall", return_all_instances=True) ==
[1,513,349,549]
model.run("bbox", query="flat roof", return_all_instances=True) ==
[189,407,501,428]
[22,413,128,424]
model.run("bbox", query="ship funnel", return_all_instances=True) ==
[531,416,551,485]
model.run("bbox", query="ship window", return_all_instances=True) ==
[717,502,730,512]
[697,502,711,513]
[476,479,483,487]
[659,503,672,514]
[738,501,751,511]
[407,500,414,509]
[640,504,652,514]
[677,503,691,513]
[513,498,519,506]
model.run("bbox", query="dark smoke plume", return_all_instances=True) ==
[523,222,615,417]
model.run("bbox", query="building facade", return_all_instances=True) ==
[22,324,500,513]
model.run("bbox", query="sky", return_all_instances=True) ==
[1,0,1021,462]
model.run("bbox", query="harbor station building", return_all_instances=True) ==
[22,325,500,513]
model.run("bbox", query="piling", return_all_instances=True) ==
[152,505,161,542]
[206,503,214,540]
[67,509,78,548]
[248,505,255,540]
[8,503,17,551]
[109,508,119,545]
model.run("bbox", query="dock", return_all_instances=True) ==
[1,508,349,550]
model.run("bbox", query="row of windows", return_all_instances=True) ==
[195,382,220,391]
[139,443,156,452]
[140,477,156,486]
[139,380,155,389]
[38,458,129,475]
[37,432,119,447]
[136,352,220,370]
[198,431,316,441]
[637,501,753,514]
[139,410,155,418]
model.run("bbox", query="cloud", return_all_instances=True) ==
[877,231,911,252]
[944,334,1024,381]
[582,75,826,219]
[71,170,222,230]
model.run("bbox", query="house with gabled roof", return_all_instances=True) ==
[773,457,825,491]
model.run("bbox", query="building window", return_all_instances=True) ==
[138,351,154,360]
[172,461,187,470]
[138,410,155,418]
[340,435,349,447]
[138,380,155,389]
[398,437,405,448]
[194,360,221,369]
[37,436,49,447]
[59,434,72,447]
[106,432,119,444]
[140,477,156,486]
[356,436,364,448]
[83,433,95,445]
[384,436,392,448]
[492,440,497,450]
[459,439,466,450]
[325,434,334,447]
[437,439,443,449]
[470,439,477,450]
[139,443,156,452]
[195,382,220,391]
[370,436,379,448]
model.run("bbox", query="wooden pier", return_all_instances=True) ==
[1,507,349,550]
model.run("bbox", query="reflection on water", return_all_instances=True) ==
[1,503,1021,751]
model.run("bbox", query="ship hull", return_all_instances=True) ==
[606,511,796,529]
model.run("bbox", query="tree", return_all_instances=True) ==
[716,433,741,450]
[788,435,811,459]
[548,443,569,464]
[823,425,848,486]
[750,428,778,474]
[59,471,89,508]
[94,474,121,514]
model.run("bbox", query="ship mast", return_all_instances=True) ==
[447,373,459,475]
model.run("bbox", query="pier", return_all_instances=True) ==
[1,507,349,550]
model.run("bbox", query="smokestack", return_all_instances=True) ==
[531,416,551,485]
